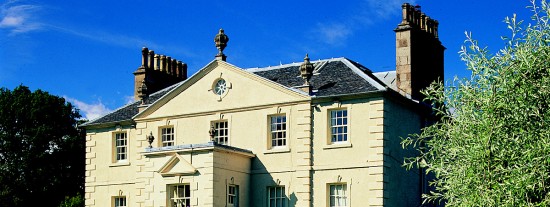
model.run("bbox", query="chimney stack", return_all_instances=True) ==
[133,48,189,101]
[394,3,445,100]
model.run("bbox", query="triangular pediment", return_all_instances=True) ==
[135,60,310,120]
[158,153,197,177]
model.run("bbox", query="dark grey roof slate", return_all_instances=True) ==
[249,58,383,97]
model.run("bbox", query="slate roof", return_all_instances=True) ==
[247,58,387,97]
[373,71,397,91]
[83,58,392,127]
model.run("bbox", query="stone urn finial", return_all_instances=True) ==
[299,53,314,85]
[209,125,217,143]
[214,28,229,61]
[146,131,155,148]
[137,80,148,104]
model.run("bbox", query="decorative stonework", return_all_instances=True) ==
[210,77,232,101]
[214,29,229,61]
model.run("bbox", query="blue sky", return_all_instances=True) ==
[0,0,533,120]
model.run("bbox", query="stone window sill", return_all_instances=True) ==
[323,142,352,150]
[109,161,131,167]
[263,147,291,154]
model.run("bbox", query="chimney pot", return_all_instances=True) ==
[420,13,427,30]
[154,54,160,70]
[401,3,410,25]
[171,59,177,76]
[148,50,155,69]
[176,61,182,78]
[141,47,149,68]
[160,55,167,72]
[166,56,172,74]
[181,63,188,79]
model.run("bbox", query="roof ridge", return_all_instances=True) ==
[340,58,386,91]
[245,57,346,72]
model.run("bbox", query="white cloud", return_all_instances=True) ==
[312,0,418,45]
[0,1,194,57]
[47,24,195,57]
[123,95,136,105]
[365,0,416,19]
[315,23,352,46]
[1,16,22,26]
[47,25,161,49]
[0,1,43,34]
[64,96,111,120]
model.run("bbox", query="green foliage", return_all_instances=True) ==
[58,193,85,207]
[0,85,85,206]
[402,1,550,206]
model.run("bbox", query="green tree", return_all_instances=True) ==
[58,193,85,207]
[402,1,550,206]
[0,85,85,206]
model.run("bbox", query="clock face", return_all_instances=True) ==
[214,79,227,95]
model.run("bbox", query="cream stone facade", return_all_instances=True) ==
[82,3,443,207]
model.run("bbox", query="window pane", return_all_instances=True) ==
[330,109,348,143]
[213,121,229,145]
[328,184,347,207]
[114,197,126,207]
[115,132,127,161]
[270,115,287,147]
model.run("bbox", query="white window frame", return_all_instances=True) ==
[328,183,348,207]
[269,114,287,148]
[114,132,128,162]
[329,109,348,143]
[161,127,175,147]
[228,184,239,206]
[113,196,127,207]
[169,184,191,207]
[267,186,286,207]
[212,120,229,145]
